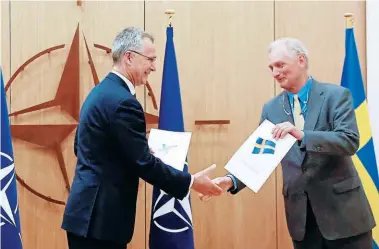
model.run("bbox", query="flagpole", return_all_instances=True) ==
[165,9,175,27]
[344,12,354,29]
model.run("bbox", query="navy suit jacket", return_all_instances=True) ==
[62,72,191,244]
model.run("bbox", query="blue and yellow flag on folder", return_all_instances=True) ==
[1,67,23,249]
[341,26,379,249]
[148,27,195,249]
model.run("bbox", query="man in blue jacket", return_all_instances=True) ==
[61,27,222,249]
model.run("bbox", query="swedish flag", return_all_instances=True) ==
[341,26,379,249]
[252,137,276,155]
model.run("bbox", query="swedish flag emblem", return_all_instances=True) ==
[341,26,379,248]
[252,137,276,154]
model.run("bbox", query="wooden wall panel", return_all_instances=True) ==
[0,1,2,67]
[0,1,1,66]
[1,0,10,116]
[274,2,366,249]
[145,2,276,249]
[7,1,144,249]
[1,1,10,80]
[274,1,366,86]
[9,2,81,248]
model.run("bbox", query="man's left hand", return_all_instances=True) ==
[198,176,233,202]
[272,121,304,141]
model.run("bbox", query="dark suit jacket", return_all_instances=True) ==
[61,72,191,245]
[231,80,375,241]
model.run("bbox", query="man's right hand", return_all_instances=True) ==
[191,164,223,197]
[199,176,234,201]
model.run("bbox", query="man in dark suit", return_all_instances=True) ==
[202,38,376,248]
[61,27,222,249]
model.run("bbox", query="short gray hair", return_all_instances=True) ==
[268,37,309,68]
[111,27,154,63]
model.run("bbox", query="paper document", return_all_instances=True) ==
[148,128,192,171]
[225,119,297,193]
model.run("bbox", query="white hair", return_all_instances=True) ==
[111,27,154,63]
[268,37,309,68]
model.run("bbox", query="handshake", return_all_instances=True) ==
[149,147,233,199]
[190,164,234,201]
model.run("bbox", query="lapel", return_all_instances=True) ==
[304,80,325,131]
[279,91,294,124]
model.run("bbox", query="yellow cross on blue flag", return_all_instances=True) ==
[252,137,276,155]
[341,25,379,249]
[1,67,23,249]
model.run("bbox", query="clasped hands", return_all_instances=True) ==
[196,122,304,201]
[197,176,233,202]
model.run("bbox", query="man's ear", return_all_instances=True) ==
[298,54,307,68]
[123,51,133,66]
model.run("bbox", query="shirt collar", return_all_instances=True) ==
[287,76,312,105]
[111,70,136,95]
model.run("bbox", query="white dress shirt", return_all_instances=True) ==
[111,70,136,96]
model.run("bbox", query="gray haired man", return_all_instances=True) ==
[62,27,222,249]
[204,37,376,249]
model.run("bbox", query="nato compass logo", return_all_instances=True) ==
[0,152,22,244]
[152,177,193,232]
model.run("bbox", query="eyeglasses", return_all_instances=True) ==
[128,50,156,63]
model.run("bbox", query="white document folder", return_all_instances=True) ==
[148,128,192,171]
[225,120,297,193]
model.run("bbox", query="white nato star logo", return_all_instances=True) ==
[0,152,18,228]
[152,178,193,233]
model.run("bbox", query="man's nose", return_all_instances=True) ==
[150,61,156,72]
[272,69,280,77]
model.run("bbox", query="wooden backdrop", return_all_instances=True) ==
[0,1,366,249]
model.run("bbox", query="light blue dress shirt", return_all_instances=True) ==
[287,77,313,119]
